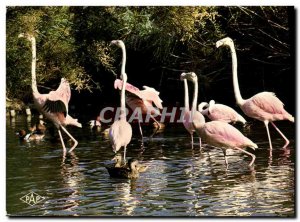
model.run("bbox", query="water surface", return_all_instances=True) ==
[6,115,295,216]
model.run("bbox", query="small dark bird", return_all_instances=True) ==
[112,153,149,172]
[88,115,101,130]
[30,119,47,134]
[106,158,140,179]
[17,129,45,141]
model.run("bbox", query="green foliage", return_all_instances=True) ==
[6,6,292,108]
[6,6,93,103]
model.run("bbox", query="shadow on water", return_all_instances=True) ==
[6,116,295,216]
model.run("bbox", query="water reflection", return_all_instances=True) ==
[60,152,83,215]
[112,180,140,216]
[6,116,295,217]
[42,152,86,216]
[9,116,16,129]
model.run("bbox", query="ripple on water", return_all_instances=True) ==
[6,117,295,217]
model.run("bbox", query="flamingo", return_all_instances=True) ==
[180,72,205,149]
[199,121,257,167]
[182,72,257,167]
[112,40,163,141]
[19,33,82,155]
[216,37,294,149]
[198,100,246,124]
[109,40,132,162]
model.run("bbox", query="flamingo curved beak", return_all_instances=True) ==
[18,33,25,38]
[180,73,186,81]
[110,40,117,46]
[216,40,223,48]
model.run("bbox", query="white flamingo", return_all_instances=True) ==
[109,40,132,162]
[112,40,163,141]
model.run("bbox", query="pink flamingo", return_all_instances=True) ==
[216,37,294,149]
[113,40,163,140]
[19,33,82,155]
[200,121,257,167]
[198,100,246,124]
[183,73,257,167]
[109,40,132,162]
[180,72,205,149]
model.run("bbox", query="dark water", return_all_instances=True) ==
[6,115,295,217]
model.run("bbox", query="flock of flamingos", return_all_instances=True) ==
[17,34,294,179]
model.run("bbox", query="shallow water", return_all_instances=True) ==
[6,115,295,217]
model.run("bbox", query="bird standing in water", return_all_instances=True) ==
[112,40,163,142]
[216,37,294,149]
[109,40,132,163]
[183,72,257,167]
[180,72,205,150]
[198,100,246,125]
[19,33,82,155]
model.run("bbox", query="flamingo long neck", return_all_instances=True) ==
[120,73,127,120]
[120,43,126,76]
[191,79,198,113]
[120,44,127,120]
[229,44,244,105]
[30,37,38,94]
[183,79,190,111]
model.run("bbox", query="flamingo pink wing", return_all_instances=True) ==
[210,104,239,122]
[140,86,163,109]
[114,79,142,99]
[203,121,248,147]
[43,78,70,116]
[250,92,285,115]
[48,78,71,104]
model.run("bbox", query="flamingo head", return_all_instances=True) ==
[180,72,198,83]
[110,40,125,49]
[18,33,25,38]
[198,102,209,112]
[18,33,34,41]
[216,37,234,48]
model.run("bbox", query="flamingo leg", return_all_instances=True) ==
[60,125,78,153]
[123,146,127,164]
[190,133,194,149]
[264,121,273,150]
[150,115,161,130]
[222,149,228,168]
[58,129,67,155]
[234,147,256,167]
[199,137,202,152]
[270,122,290,148]
[138,121,144,143]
